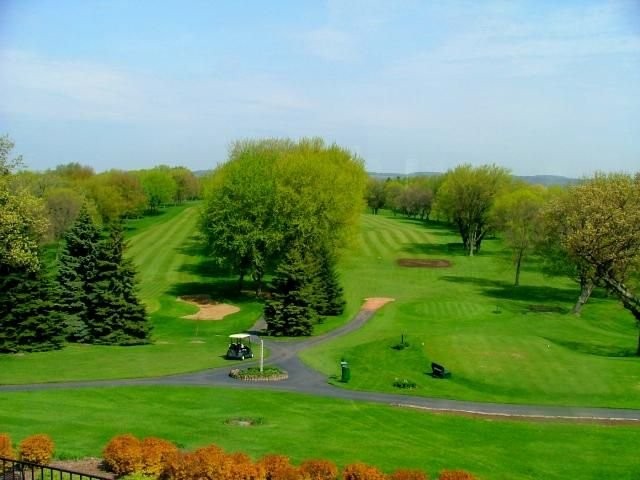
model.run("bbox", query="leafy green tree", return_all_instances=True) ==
[139,168,177,212]
[200,141,283,292]
[264,247,319,336]
[0,136,49,272]
[434,164,511,255]
[170,167,200,203]
[544,173,640,353]
[201,138,366,294]
[56,205,100,342]
[397,182,434,219]
[0,262,64,353]
[492,185,547,286]
[88,223,151,345]
[366,178,386,214]
[54,162,95,182]
[44,187,84,240]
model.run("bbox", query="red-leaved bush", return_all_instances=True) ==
[103,434,143,475]
[0,434,15,460]
[19,434,54,464]
[389,469,429,480]
[299,459,338,480]
[342,462,386,480]
[438,470,477,480]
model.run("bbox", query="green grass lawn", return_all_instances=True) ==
[0,204,262,384]
[301,212,640,409]
[0,387,638,480]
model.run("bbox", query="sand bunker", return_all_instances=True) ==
[397,258,452,268]
[362,297,395,311]
[178,294,240,320]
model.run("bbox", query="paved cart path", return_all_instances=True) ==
[2,307,640,424]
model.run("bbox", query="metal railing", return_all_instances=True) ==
[0,456,111,480]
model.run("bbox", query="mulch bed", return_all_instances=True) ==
[397,258,452,268]
[49,458,114,479]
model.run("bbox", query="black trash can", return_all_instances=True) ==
[340,361,350,383]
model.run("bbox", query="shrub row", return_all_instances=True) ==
[103,434,478,480]
[0,433,55,464]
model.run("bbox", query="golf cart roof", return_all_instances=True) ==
[229,333,251,339]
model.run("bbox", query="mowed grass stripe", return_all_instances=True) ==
[361,230,386,258]
[129,207,199,308]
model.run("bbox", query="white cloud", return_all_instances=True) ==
[0,50,314,125]
[387,1,640,80]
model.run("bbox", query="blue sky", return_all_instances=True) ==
[0,0,638,176]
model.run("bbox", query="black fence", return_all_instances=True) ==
[0,457,111,480]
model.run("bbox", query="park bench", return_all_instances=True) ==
[431,362,451,379]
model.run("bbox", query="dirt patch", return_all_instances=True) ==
[178,295,240,320]
[397,258,452,268]
[224,416,265,427]
[362,297,395,311]
[49,458,114,479]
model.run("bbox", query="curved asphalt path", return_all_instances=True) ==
[2,308,640,424]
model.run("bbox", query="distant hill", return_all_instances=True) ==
[196,168,578,186]
[368,171,578,186]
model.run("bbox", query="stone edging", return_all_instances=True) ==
[229,368,289,382]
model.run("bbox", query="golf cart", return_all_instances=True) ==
[226,333,254,360]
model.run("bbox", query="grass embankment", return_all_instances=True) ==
[1,387,639,480]
[301,212,640,409]
[0,204,262,384]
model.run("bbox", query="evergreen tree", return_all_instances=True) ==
[316,249,346,316]
[265,247,320,336]
[0,262,64,353]
[88,222,151,344]
[57,205,100,342]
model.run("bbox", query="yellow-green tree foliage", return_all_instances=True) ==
[492,184,547,286]
[0,136,49,272]
[545,173,640,353]
[434,164,511,255]
[201,138,367,289]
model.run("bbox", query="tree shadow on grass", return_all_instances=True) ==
[544,337,637,358]
[168,281,260,303]
[440,275,579,305]
[404,242,468,257]
[393,217,458,236]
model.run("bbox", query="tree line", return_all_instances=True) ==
[367,165,640,354]
[7,152,200,242]
[1,135,153,352]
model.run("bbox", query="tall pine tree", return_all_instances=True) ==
[88,222,151,345]
[57,205,100,342]
[264,247,320,336]
[0,262,64,353]
[315,248,346,316]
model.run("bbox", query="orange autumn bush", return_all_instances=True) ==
[19,434,54,464]
[228,451,267,480]
[299,459,338,480]
[260,454,295,480]
[389,469,428,480]
[141,437,178,477]
[437,471,477,480]
[103,434,143,475]
[0,434,15,460]
[342,462,386,480]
